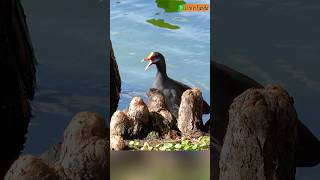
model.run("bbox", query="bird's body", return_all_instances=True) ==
[152,73,188,118]
[144,52,210,118]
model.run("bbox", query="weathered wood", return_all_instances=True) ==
[0,0,37,178]
[5,112,109,180]
[149,112,171,136]
[110,40,121,116]
[147,88,167,112]
[211,62,263,145]
[147,88,176,129]
[110,135,126,151]
[177,88,204,134]
[211,62,320,169]
[219,85,298,180]
[127,96,149,137]
[110,110,133,138]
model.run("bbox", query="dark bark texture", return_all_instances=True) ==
[178,88,204,134]
[0,0,36,178]
[219,85,298,180]
[5,112,109,180]
[211,62,320,180]
[110,40,121,116]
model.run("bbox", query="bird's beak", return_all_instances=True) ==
[142,52,155,71]
[145,60,153,71]
[141,58,151,62]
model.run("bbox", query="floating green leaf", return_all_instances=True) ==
[174,143,182,149]
[146,19,180,30]
[155,0,186,12]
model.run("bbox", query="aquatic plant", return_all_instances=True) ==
[156,0,186,12]
[128,135,210,151]
[147,19,180,30]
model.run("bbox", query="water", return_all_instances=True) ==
[216,1,320,179]
[111,0,211,122]
[22,0,107,155]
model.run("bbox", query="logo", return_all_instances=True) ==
[181,4,210,12]
[156,0,209,13]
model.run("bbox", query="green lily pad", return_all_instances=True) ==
[174,143,182,149]
[155,0,186,12]
[146,19,180,30]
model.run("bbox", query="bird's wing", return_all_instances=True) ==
[170,78,211,114]
[170,78,191,91]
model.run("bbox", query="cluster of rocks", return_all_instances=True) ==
[5,112,109,180]
[110,88,208,150]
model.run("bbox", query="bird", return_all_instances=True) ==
[142,52,210,118]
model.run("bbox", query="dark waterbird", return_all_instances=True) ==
[142,52,210,118]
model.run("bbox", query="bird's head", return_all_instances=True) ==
[142,52,165,71]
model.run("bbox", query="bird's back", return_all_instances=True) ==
[153,76,211,118]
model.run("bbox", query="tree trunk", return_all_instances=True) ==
[110,40,121,116]
[177,88,204,134]
[0,0,36,178]
[5,112,109,180]
[219,85,298,180]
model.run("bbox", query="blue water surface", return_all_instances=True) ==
[22,0,107,155]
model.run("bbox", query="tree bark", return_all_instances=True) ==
[110,40,121,116]
[177,88,204,134]
[5,112,109,180]
[0,0,37,178]
[219,85,298,180]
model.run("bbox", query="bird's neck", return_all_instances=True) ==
[156,62,167,79]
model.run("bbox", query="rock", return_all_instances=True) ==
[127,97,149,136]
[177,88,204,134]
[110,111,133,138]
[219,85,298,180]
[110,135,126,151]
[5,112,108,180]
